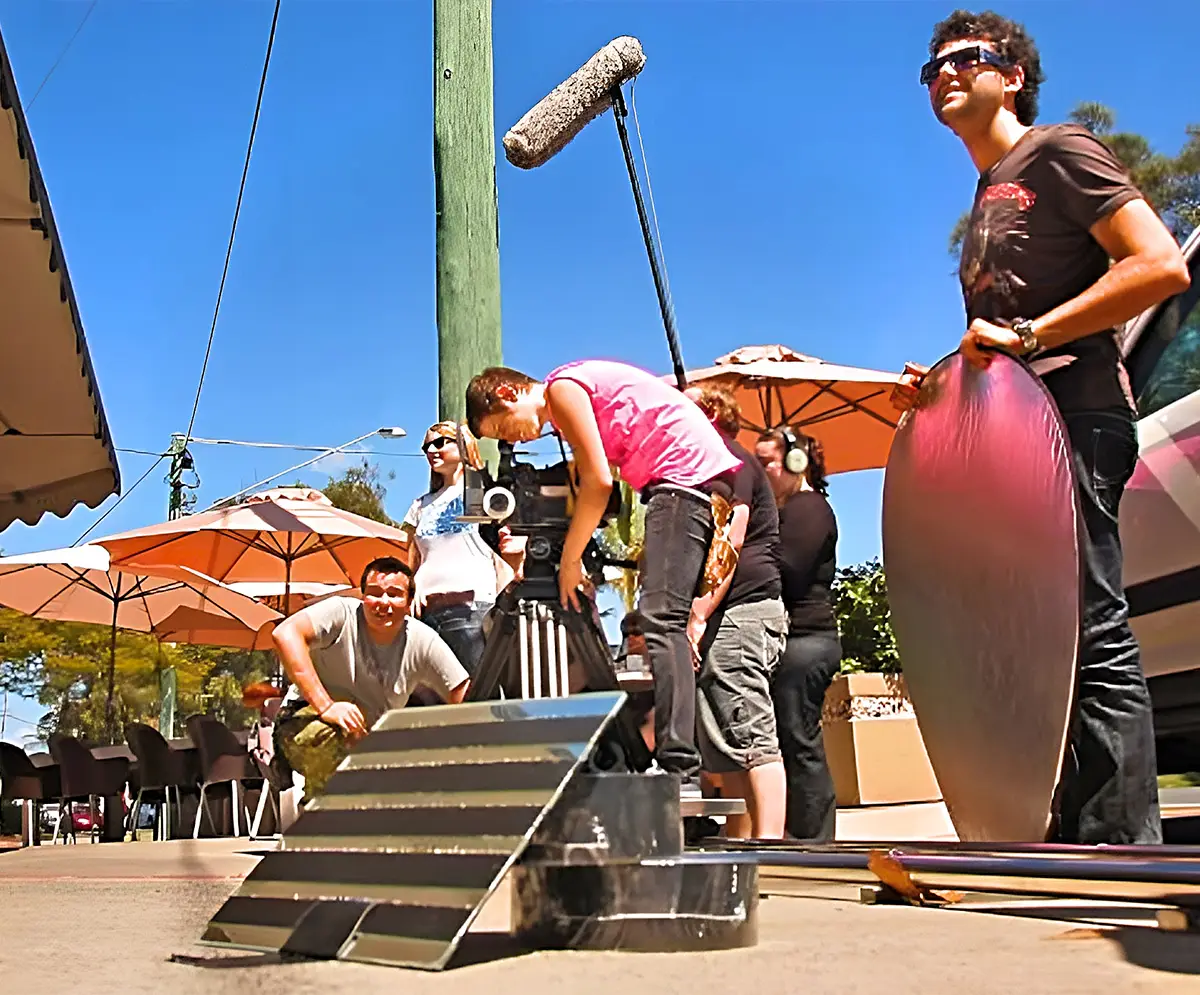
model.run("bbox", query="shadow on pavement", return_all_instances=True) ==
[1108,927,1200,974]
[167,932,536,973]
[169,952,284,970]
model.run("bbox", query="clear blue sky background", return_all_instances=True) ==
[0,0,1195,567]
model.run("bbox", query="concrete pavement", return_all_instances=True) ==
[2,838,1199,992]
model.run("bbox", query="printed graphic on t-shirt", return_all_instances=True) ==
[960,181,1037,317]
[417,492,474,539]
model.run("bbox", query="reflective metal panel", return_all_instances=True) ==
[882,353,1081,842]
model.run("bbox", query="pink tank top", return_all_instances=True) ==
[545,360,741,492]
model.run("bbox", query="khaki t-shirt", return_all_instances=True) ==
[284,595,468,727]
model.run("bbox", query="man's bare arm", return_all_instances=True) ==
[272,613,334,714]
[445,678,469,705]
[1030,199,1190,350]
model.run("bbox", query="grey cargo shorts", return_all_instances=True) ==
[696,597,787,773]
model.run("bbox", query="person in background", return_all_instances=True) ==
[755,428,842,841]
[271,556,469,799]
[686,385,788,839]
[401,420,522,676]
[466,360,741,789]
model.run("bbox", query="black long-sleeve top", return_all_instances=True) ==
[778,489,838,635]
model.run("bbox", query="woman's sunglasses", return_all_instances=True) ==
[423,436,455,453]
[919,46,1012,86]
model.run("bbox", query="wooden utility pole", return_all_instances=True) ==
[433,0,502,423]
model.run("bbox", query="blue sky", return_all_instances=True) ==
[0,0,1196,571]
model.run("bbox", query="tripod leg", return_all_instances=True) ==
[542,605,557,698]
[465,606,518,702]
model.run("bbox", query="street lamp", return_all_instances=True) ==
[201,426,407,512]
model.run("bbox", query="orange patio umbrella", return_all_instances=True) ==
[680,345,903,474]
[151,605,280,651]
[225,580,352,617]
[94,487,410,600]
[0,544,282,742]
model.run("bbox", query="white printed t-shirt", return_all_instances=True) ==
[403,480,499,604]
[283,595,468,727]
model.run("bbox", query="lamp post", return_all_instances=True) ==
[200,427,406,513]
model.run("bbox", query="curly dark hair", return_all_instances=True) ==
[758,428,828,495]
[929,9,1045,126]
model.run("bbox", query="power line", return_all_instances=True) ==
[182,0,281,446]
[27,0,99,109]
[72,454,167,545]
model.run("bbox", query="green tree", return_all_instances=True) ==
[832,559,900,674]
[597,480,645,612]
[322,460,397,525]
[950,102,1200,259]
[0,608,272,745]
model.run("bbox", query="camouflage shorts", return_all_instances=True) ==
[273,702,351,800]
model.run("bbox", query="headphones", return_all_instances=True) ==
[779,427,809,476]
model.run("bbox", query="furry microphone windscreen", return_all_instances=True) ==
[503,36,646,170]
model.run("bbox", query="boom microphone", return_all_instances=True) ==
[502,36,646,170]
[501,36,687,390]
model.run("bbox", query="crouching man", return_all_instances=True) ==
[271,556,470,799]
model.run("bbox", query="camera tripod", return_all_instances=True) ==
[464,531,653,773]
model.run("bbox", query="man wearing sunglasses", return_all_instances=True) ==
[893,10,1190,845]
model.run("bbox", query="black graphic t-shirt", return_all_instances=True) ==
[959,123,1143,414]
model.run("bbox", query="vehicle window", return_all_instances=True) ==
[1132,248,1200,418]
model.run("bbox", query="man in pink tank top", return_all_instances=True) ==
[467,360,740,781]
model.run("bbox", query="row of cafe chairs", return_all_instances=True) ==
[0,710,285,845]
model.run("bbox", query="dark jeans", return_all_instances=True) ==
[772,630,841,841]
[1054,410,1162,845]
[422,602,490,677]
[639,486,714,777]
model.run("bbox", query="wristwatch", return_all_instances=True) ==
[1012,319,1039,355]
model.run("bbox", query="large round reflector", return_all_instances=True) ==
[882,352,1082,841]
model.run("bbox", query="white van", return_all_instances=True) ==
[1117,225,1200,773]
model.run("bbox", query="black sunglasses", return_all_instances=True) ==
[920,45,1012,86]
[423,436,454,453]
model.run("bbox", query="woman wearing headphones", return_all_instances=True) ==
[755,427,842,841]
[401,420,520,676]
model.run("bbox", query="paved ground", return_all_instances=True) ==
[2,839,1199,993]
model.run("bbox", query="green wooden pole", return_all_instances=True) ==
[434,0,502,424]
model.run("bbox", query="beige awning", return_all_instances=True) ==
[0,30,119,531]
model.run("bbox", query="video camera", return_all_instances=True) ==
[455,427,625,583]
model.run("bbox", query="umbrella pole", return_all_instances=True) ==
[104,596,119,744]
[278,553,292,687]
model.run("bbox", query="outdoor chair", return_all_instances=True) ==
[0,743,61,846]
[47,734,130,844]
[124,723,194,841]
[247,697,288,840]
[186,715,263,839]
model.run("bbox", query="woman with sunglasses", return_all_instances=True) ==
[401,420,519,676]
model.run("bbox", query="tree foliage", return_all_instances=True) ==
[950,102,1200,259]
[322,460,397,526]
[597,480,645,612]
[0,607,272,746]
[832,559,900,674]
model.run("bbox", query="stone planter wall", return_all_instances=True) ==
[822,672,941,807]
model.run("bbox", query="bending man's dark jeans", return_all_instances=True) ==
[1055,409,1162,845]
[639,486,714,777]
[772,630,841,841]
